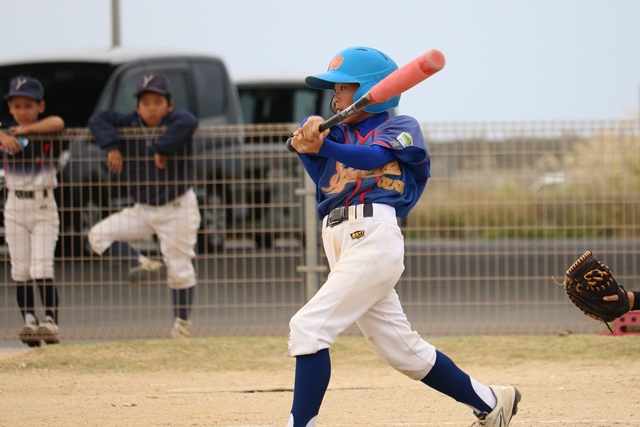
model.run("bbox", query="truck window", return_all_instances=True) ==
[293,90,325,122]
[238,86,327,124]
[192,61,227,118]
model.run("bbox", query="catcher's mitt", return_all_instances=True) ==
[559,251,629,330]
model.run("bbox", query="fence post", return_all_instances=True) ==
[295,172,327,301]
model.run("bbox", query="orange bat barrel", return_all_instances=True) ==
[368,49,445,105]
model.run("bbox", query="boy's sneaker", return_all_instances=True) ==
[37,321,60,345]
[471,385,521,427]
[128,259,166,286]
[19,322,41,347]
[170,317,192,338]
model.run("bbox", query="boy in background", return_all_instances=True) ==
[87,74,200,338]
[0,76,65,347]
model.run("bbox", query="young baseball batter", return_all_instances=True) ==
[87,74,200,338]
[287,47,521,427]
[0,76,65,347]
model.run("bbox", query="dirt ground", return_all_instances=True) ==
[1,348,640,427]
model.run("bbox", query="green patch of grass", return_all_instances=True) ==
[1,334,638,374]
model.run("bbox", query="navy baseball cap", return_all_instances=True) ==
[134,74,171,97]
[4,76,44,100]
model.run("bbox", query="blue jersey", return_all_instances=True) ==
[299,113,430,218]
[88,109,198,206]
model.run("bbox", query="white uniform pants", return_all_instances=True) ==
[4,189,59,282]
[289,203,437,380]
[89,189,200,290]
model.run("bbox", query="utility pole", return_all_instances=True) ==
[111,0,121,47]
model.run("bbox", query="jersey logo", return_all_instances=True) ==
[328,55,344,70]
[322,161,402,194]
[350,230,365,240]
[392,132,413,149]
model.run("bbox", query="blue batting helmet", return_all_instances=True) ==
[305,46,399,114]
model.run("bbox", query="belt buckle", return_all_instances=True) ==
[328,206,346,227]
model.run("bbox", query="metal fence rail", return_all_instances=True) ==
[0,120,638,343]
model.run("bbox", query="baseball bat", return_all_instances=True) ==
[285,49,445,152]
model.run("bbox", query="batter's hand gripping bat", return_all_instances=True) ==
[285,49,445,152]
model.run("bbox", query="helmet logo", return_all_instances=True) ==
[327,55,344,71]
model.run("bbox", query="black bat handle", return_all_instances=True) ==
[285,136,296,153]
[286,114,348,153]
[285,94,372,153]
[285,121,330,153]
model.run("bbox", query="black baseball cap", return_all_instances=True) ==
[134,74,171,97]
[4,76,44,100]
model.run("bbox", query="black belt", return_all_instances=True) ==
[327,204,373,227]
[14,189,49,199]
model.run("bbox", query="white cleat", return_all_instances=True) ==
[19,322,41,347]
[37,321,60,345]
[286,414,317,427]
[471,385,521,427]
[128,259,166,286]
[170,317,192,338]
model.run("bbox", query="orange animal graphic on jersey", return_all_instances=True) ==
[322,160,403,194]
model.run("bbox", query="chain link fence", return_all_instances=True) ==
[0,120,639,342]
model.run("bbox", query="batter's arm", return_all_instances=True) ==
[317,141,396,170]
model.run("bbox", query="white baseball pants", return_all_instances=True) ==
[89,189,200,290]
[4,190,59,282]
[289,203,437,380]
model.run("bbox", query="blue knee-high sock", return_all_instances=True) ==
[172,287,194,320]
[290,349,331,427]
[104,241,141,267]
[421,350,492,413]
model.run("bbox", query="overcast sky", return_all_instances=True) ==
[1,0,639,123]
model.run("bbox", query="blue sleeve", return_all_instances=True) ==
[374,116,430,180]
[317,140,396,170]
[297,153,327,186]
[154,109,199,156]
[88,111,137,150]
[294,116,334,185]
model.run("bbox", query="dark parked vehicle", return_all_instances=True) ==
[0,47,268,255]
[236,74,333,125]
[235,75,337,246]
